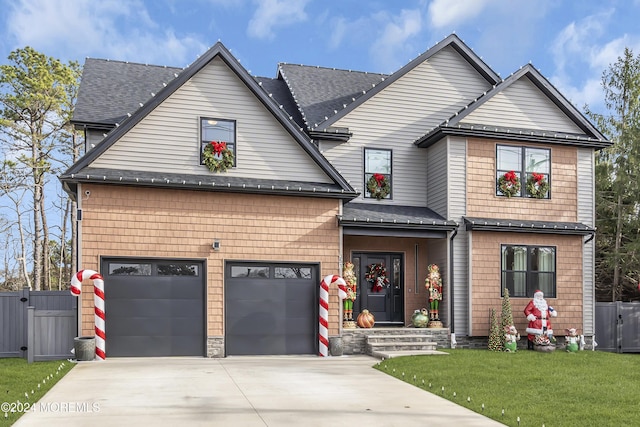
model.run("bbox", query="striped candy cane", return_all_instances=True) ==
[70,270,106,360]
[319,274,347,357]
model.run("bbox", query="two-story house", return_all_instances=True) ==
[62,34,610,357]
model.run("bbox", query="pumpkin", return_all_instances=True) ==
[357,309,375,328]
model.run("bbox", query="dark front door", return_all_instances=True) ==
[353,253,404,325]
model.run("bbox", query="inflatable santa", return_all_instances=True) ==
[524,290,557,349]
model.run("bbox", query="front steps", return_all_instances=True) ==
[340,327,450,358]
[367,334,447,359]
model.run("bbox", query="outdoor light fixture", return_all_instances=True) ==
[212,239,221,251]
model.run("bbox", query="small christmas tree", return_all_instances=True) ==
[500,288,514,350]
[488,308,502,351]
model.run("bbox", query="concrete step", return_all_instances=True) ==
[367,341,438,352]
[371,349,449,359]
[367,334,436,344]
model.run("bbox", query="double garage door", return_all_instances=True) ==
[103,258,317,357]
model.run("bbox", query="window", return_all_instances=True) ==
[364,148,392,199]
[201,118,236,166]
[108,263,152,276]
[496,145,550,198]
[501,245,556,297]
[156,263,199,276]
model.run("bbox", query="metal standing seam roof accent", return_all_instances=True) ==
[463,216,595,235]
[338,203,458,230]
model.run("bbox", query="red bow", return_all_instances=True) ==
[373,173,385,186]
[532,172,544,183]
[504,171,517,183]
[210,141,226,156]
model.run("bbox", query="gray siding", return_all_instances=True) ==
[320,46,492,206]
[90,57,331,183]
[447,137,469,335]
[577,148,595,335]
[462,77,584,134]
[85,129,105,153]
[426,139,448,217]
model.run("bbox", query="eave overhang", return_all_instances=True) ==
[415,124,612,150]
[463,216,595,236]
[60,168,359,201]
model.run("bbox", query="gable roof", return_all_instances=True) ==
[415,64,611,149]
[62,42,356,198]
[293,33,501,132]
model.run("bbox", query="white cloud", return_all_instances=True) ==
[4,0,207,66]
[369,9,423,73]
[428,0,496,29]
[550,10,640,112]
[247,0,309,40]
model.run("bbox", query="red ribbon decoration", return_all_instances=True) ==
[504,170,518,183]
[373,173,385,186]
[532,172,544,183]
[210,141,227,156]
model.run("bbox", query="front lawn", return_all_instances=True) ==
[376,349,639,427]
[0,358,74,425]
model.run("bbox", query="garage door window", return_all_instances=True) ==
[157,263,199,276]
[108,263,152,276]
[231,266,270,278]
[275,267,312,279]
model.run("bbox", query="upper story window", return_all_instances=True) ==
[364,148,392,200]
[201,118,236,168]
[496,145,550,198]
[501,245,556,298]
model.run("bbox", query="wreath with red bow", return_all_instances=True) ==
[526,172,550,199]
[497,170,521,198]
[366,173,390,200]
[203,141,234,173]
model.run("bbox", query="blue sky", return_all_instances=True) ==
[1,0,640,115]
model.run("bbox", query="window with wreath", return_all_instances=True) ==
[200,118,236,172]
[501,245,556,298]
[364,148,392,200]
[496,145,550,198]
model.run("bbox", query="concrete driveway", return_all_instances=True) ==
[14,356,503,426]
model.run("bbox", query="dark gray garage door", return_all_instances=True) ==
[225,262,318,355]
[102,258,205,357]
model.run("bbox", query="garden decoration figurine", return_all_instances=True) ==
[504,325,520,352]
[425,264,443,323]
[342,262,357,328]
[524,289,557,350]
[565,328,581,353]
[411,308,429,328]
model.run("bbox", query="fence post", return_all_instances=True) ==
[27,306,35,364]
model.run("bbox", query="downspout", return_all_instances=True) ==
[584,229,596,350]
[449,224,459,348]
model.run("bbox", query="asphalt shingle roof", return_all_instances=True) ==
[277,64,388,130]
[339,203,457,230]
[73,58,182,126]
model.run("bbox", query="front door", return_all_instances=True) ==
[353,253,404,325]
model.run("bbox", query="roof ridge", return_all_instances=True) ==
[278,62,389,77]
[85,57,183,70]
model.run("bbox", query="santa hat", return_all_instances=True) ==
[534,290,544,298]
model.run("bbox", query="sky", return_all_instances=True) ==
[1,0,640,115]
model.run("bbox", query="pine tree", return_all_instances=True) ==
[500,288,514,334]
[488,308,502,351]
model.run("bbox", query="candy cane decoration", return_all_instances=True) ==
[319,274,347,357]
[70,270,106,360]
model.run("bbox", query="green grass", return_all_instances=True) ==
[0,358,74,425]
[376,349,640,427]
